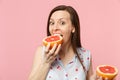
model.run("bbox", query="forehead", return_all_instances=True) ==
[50,10,70,20]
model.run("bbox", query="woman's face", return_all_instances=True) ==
[49,10,75,45]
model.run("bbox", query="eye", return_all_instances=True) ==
[60,21,65,25]
[49,21,54,25]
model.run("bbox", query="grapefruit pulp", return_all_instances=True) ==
[43,35,63,48]
[96,65,118,79]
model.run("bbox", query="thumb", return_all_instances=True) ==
[90,72,97,80]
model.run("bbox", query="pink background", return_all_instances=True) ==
[0,0,120,80]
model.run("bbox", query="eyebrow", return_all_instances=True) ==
[50,17,68,21]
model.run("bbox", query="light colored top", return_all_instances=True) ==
[44,47,91,80]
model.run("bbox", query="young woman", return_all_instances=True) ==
[28,5,113,80]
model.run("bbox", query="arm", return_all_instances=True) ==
[86,55,94,80]
[28,46,50,80]
[28,44,61,80]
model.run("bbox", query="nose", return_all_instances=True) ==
[53,23,59,30]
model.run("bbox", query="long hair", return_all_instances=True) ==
[47,5,84,70]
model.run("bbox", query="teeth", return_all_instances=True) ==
[54,34,60,35]
[53,34,63,37]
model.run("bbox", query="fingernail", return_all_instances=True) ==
[100,76,102,79]
[96,75,99,78]
[55,43,57,46]
[105,77,108,80]
[48,43,50,46]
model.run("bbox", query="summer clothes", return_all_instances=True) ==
[43,47,91,80]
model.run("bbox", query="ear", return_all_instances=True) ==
[72,27,75,33]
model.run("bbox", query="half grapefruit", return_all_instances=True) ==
[43,35,63,49]
[96,65,118,79]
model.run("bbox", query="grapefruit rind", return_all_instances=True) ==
[96,65,118,79]
[43,35,63,48]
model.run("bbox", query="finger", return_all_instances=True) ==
[99,76,103,80]
[96,75,99,79]
[97,76,102,80]
[50,57,56,62]
[47,44,57,59]
[49,56,56,63]
[48,56,54,61]
[54,44,61,56]
[45,43,50,53]
[105,77,108,80]
[47,55,56,62]
[49,43,57,55]
[47,44,61,61]
[89,72,97,80]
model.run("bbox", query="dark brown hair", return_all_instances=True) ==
[47,5,84,69]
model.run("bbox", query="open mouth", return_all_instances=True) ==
[53,34,63,37]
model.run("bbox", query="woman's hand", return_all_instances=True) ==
[42,43,61,65]
[96,75,116,80]
[90,72,116,80]
[28,43,61,80]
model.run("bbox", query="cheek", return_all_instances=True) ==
[63,29,72,40]
[65,27,72,35]
[49,27,52,34]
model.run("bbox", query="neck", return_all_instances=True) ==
[59,42,75,66]
[60,42,73,55]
